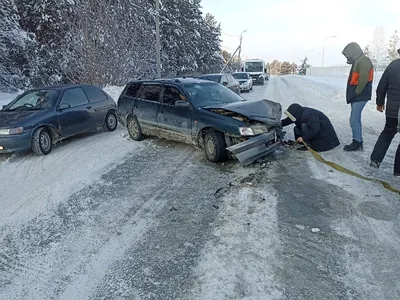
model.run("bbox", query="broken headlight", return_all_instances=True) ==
[238,127,254,136]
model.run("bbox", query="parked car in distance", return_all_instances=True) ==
[117,78,283,164]
[0,84,118,155]
[196,73,240,95]
[232,72,253,92]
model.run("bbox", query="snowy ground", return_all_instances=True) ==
[1,76,400,300]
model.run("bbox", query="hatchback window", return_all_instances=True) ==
[162,86,184,106]
[139,84,162,102]
[124,83,141,98]
[61,88,89,108]
[82,86,107,103]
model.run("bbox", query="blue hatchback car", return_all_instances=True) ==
[117,77,283,164]
[0,84,118,155]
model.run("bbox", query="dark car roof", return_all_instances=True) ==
[40,84,94,91]
[126,77,218,86]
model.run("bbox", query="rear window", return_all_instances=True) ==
[124,83,142,98]
[82,86,107,103]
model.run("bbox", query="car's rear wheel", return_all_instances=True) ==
[127,116,144,141]
[204,130,228,163]
[32,127,52,156]
[104,111,118,131]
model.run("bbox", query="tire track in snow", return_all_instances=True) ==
[273,76,400,299]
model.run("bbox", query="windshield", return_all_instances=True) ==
[245,62,264,72]
[184,82,244,107]
[232,73,249,80]
[198,75,221,83]
[4,90,59,111]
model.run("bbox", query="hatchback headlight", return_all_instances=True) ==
[0,127,24,135]
[239,127,254,136]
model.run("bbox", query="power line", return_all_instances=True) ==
[221,32,241,37]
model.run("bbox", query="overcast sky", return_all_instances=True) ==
[200,0,400,67]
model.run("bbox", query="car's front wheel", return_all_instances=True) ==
[104,111,118,131]
[127,116,144,141]
[32,127,52,156]
[204,130,228,163]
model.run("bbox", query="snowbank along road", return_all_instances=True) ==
[1,76,400,300]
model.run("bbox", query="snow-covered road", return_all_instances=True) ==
[1,76,399,300]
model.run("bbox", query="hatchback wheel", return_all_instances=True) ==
[204,130,228,163]
[127,116,144,141]
[32,127,52,156]
[104,111,118,131]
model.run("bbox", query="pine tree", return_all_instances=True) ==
[299,57,310,75]
[387,30,400,61]
[363,45,371,57]
[0,0,34,91]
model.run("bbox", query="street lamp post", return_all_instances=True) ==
[237,30,247,71]
[321,35,338,67]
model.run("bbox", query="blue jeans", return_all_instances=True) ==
[350,100,368,143]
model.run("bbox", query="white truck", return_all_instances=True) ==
[242,59,269,85]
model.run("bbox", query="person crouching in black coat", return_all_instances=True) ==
[281,103,340,151]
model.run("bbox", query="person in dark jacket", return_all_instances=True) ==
[281,103,340,152]
[342,42,374,151]
[370,48,400,176]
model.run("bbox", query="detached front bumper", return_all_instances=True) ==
[227,131,282,165]
[0,131,32,153]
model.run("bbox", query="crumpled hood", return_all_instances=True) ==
[0,110,41,128]
[342,42,363,64]
[205,99,282,125]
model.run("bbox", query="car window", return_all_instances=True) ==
[61,88,89,108]
[124,83,141,98]
[139,84,162,102]
[162,86,184,106]
[184,82,244,108]
[5,90,59,111]
[82,86,107,103]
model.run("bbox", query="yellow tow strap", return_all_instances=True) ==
[300,141,400,195]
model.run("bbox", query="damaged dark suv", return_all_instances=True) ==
[117,77,283,165]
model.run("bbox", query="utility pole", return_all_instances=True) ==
[322,35,338,67]
[237,30,247,71]
[155,0,161,77]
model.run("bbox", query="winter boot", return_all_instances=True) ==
[343,140,363,152]
[370,160,380,168]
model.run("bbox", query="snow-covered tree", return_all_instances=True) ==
[0,0,34,91]
[363,45,371,57]
[299,57,310,75]
[387,30,400,61]
[370,24,387,70]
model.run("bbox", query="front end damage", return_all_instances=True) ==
[207,99,284,165]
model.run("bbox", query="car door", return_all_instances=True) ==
[56,87,92,137]
[158,85,192,143]
[134,83,162,131]
[82,85,111,126]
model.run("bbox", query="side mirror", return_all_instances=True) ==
[2,105,7,110]
[175,100,189,107]
[264,68,267,73]
[241,67,244,71]
[58,103,71,110]
[222,81,228,86]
